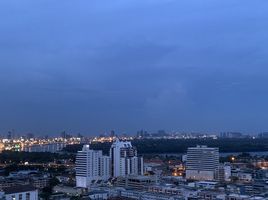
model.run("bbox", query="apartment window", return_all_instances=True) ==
[19,194,22,200]
[26,192,30,200]
[11,195,15,200]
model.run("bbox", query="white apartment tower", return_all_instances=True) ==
[110,139,143,177]
[76,145,110,188]
[186,145,219,181]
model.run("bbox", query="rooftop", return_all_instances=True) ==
[3,185,36,194]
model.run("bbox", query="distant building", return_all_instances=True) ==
[110,130,115,137]
[258,132,268,138]
[220,132,243,138]
[110,139,143,177]
[3,185,38,200]
[75,145,110,188]
[23,143,66,153]
[186,145,219,181]
[26,133,34,140]
[31,176,50,189]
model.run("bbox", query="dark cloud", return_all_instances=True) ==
[0,0,268,135]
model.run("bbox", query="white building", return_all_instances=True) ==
[23,143,66,153]
[110,139,143,177]
[76,145,110,188]
[237,172,252,183]
[186,145,219,181]
[196,181,218,189]
[218,163,231,182]
[223,164,231,182]
[3,185,38,200]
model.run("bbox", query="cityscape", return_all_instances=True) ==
[1,0,268,199]
[0,132,266,199]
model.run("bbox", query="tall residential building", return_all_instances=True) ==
[110,139,143,177]
[76,145,110,188]
[186,145,219,181]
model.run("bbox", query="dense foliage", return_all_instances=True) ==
[40,177,60,200]
[0,151,75,164]
[63,138,268,154]
[132,138,268,154]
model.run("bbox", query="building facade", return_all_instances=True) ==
[186,145,219,181]
[75,145,110,188]
[110,139,143,177]
[3,185,38,200]
[218,163,231,182]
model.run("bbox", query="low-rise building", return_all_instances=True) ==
[53,185,83,196]
[31,176,50,189]
[196,181,218,189]
[3,185,38,200]
[238,172,253,183]
[116,175,157,190]
[88,190,108,200]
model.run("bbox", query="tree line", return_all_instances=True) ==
[63,138,268,154]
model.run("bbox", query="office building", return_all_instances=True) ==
[110,139,143,177]
[186,145,219,181]
[76,145,110,188]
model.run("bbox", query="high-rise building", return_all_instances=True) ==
[110,139,143,177]
[76,145,110,188]
[186,145,219,181]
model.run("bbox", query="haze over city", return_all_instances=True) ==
[1,0,268,135]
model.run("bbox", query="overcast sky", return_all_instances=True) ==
[0,0,268,136]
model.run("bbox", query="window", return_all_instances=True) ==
[11,195,15,200]
[19,194,22,200]
[26,193,30,200]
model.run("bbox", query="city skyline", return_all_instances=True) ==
[1,0,268,135]
[0,0,267,199]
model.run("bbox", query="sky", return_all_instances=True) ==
[0,0,268,136]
